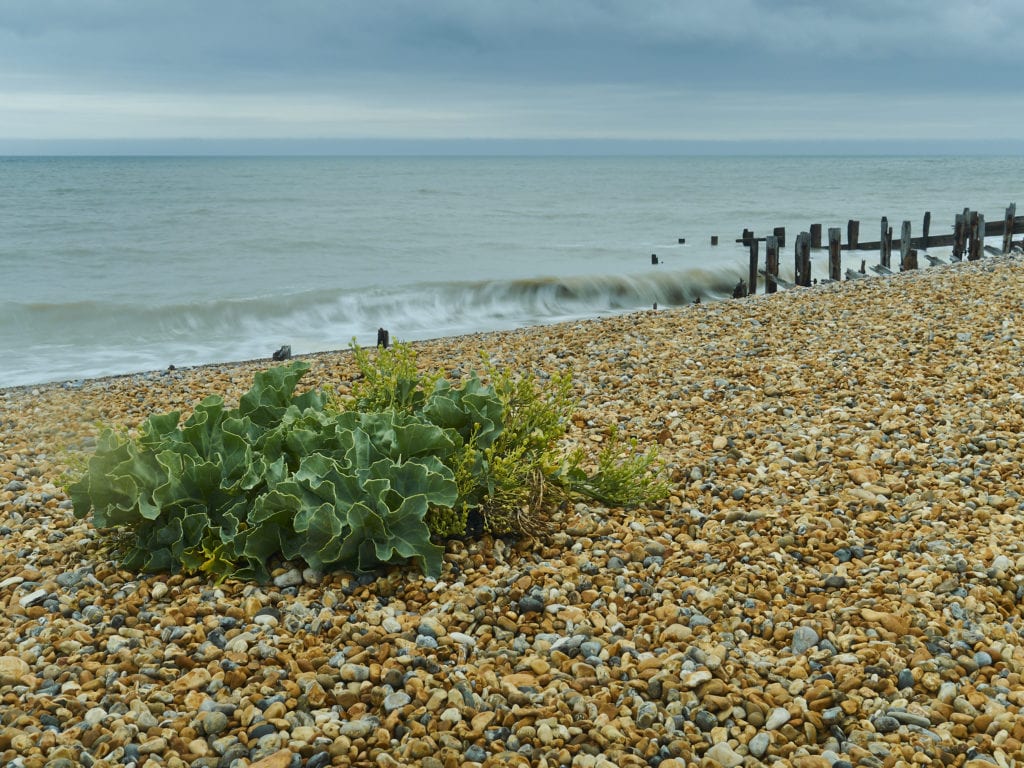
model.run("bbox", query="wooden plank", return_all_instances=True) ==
[774,227,786,248]
[848,214,1024,251]
[759,268,794,290]
[870,263,895,275]
[810,223,823,249]
[922,211,931,249]
[924,253,947,266]
[847,219,860,250]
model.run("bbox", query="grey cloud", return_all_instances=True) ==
[1,0,1021,142]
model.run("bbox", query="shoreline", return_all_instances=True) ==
[3,255,1024,766]
[0,253,985,397]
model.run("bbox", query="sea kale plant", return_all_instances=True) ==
[70,343,667,581]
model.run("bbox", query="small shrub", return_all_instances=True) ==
[70,343,668,582]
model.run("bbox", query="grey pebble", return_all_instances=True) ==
[873,715,900,734]
[464,745,487,763]
[271,568,303,588]
[897,669,915,689]
[517,595,545,613]
[339,718,377,738]
[383,691,412,713]
[693,709,717,732]
[201,711,230,736]
[791,626,819,654]
[748,731,770,758]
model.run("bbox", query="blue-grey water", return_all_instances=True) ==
[1,154,1021,388]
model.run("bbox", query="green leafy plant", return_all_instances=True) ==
[70,343,668,582]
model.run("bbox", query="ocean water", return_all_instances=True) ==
[1,154,1021,388]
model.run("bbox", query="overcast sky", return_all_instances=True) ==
[2,0,1023,152]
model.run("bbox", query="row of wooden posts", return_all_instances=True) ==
[703,203,1023,297]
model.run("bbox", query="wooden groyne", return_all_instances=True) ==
[716,203,1022,297]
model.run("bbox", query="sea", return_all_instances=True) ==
[1,154,1021,388]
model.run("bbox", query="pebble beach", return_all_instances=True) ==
[2,256,1024,768]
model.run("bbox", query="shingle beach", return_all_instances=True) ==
[3,256,1024,768]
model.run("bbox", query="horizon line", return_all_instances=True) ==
[2,137,1023,157]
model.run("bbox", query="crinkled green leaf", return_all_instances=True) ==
[423,374,504,449]
[238,360,311,426]
[181,396,226,457]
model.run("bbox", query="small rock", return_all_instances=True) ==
[272,568,302,588]
[886,710,931,728]
[518,595,545,613]
[873,715,900,733]
[636,701,659,728]
[0,655,30,684]
[83,707,107,726]
[693,709,717,732]
[792,626,819,654]
[151,582,168,600]
[417,615,446,638]
[705,741,744,768]
[383,691,411,713]
[339,664,370,682]
[339,718,377,738]
[765,706,791,730]
[464,744,487,763]
[450,632,476,647]
[138,737,168,755]
[680,669,712,688]
[201,710,230,736]
[248,749,293,768]
[748,731,770,758]
[18,588,48,608]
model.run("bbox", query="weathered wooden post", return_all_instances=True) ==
[651,253,659,265]
[765,235,779,295]
[377,328,390,348]
[847,220,860,250]
[1003,203,1017,254]
[903,249,919,271]
[900,220,912,270]
[742,228,755,246]
[880,217,890,269]
[953,213,966,260]
[774,226,786,248]
[711,235,719,246]
[828,227,842,281]
[748,238,759,297]
[971,213,985,260]
[922,211,931,249]
[810,223,822,249]
[795,232,812,287]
